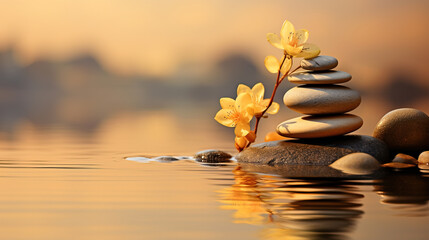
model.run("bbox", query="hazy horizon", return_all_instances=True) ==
[0,0,428,149]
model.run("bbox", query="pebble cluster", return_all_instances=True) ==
[277,55,363,138]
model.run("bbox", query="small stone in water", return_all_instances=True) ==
[125,156,152,163]
[194,149,232,163]
[330,152,380,175]
[418,151,429,164]
[382,162,416,169]
[392,153,418,164]
[153,156,179,162]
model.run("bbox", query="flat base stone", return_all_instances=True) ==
[235,135,390,166]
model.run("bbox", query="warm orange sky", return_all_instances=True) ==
[1,0,429,81]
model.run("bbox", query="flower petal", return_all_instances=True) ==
[295,43,320,59]
[266,102,280,114]
[235,92,253,114]
[283,39,304,56]
[220,97,235,109]
[234,122,250,137]
[214,109,235,127]
[259,99,270,107]
[255,99,279,115]
[251,83,265,102]
[252,103,265,115]
[295,29,309,45]
[237,84,251,96]
[266,33,283,49]
[253,99,269,115]
[245,104,255,117]
[280,56,292,75]
[280,20,295,43]
[264,55,280,73]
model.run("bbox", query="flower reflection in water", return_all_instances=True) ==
[218,166,274,225]
[218,166,365,240]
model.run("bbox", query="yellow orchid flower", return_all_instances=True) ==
[267,20,320,59]
[214,92,253,137]
[237,83,279,116]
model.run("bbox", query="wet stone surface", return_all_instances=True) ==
[236,135,390,166]
[392,153,418,165]
[152,156,180,162]
[194,149,232,163]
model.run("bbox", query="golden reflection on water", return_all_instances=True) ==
[218,166,272,225]
[218,166,364,239]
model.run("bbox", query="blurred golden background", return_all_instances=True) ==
[0,0,428,153]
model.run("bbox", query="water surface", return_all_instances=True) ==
[0,112,427,240]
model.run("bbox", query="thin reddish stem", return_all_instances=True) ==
[244,55,292,149]
[289,65,302,75]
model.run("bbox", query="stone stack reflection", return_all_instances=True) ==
[218,166,365,239]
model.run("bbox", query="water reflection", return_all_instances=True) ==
[374,170,429,217]
[218,166,365,240]
[218,166,271,225]
[216,164,429,239]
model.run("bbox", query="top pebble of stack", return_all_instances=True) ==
[288,56,350,85]
[301,55,338,71]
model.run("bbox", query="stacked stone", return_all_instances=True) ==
[276,55,362,138]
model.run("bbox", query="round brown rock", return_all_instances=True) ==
[373,108,429,155]
[194,149,232,163]
[284,85,361,115]
[392,153,418,164]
